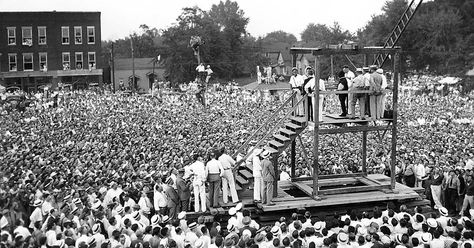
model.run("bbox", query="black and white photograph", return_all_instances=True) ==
[1,0,474,248]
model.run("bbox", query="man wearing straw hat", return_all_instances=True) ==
[289,67,304,116]
[261,150,276,206]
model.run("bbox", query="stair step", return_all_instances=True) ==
[273,134,290,143]
[285,122,302,131]
[268,140,284,149]
[236,175,248,186]
[279,128,296,138]
[290,116,307,125]
[244,162,253,171]
[239,170,253,180]
[236,184,242,191]
[263,146,278,154]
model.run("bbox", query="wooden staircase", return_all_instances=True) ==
[235,115,308,192]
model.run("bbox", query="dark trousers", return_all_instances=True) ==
[405,174,416,187]
[307,96,313,121]
[263,181,274,204]
[196,91,205,106]
[446,188,458,213]
[338,94,348,115]
[180,199,189,212]
[208,174,221,208]
[168,203,178,220]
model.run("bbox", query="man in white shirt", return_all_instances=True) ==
[29,199,43,229]
[153,184,167,215]
[377,69,388,118]
[103,181,123,208]
[304,68,326,122]
[218,148,239,204]
[189,153,207,212]
[343,65,355,116]
[206,152,224,208]
[289,67,304,116]
[251,148,263,203]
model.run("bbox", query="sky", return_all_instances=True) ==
[0,0,387,41]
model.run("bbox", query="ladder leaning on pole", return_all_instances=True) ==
[374,0,423,68]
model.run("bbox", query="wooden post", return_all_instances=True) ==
[391,52,400,191]
[364,54,369,67]
[362,131,367,175]
[312,56,321,200]
[272,155,278,197]
[291,140,296,179]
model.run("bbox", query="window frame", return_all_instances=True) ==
[62,52,71,70]
[21,26,33,46]
[38,26,47,45]
[8,53,17,72]
[74,26,82,44]
[88,52,96,69]
[39,52,48,71]
[23,53,34,71]
[87,26,95,44]
[7,27,16,45]
[75,52,83,70]
[61,26,70,45]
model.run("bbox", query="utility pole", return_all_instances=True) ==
[111,42,115,93]
[130,35,136,92]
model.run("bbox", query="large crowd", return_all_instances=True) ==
[1,74,474,248]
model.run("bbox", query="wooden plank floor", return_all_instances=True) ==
[306,114,393,126]
[258,174,421,212]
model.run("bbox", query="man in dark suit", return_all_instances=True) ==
[164,177,179,220]
[176,169,191,212]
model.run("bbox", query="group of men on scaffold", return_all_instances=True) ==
[289,64,387,122]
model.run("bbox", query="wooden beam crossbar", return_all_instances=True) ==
[319,125,392,134]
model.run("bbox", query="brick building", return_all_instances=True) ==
[0,11,102,91]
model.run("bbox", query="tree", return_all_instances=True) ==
[262,31,297,44]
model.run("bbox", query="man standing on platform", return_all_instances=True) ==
[303,67,315,121]
[369,65,383,120]
[343,65,355,116]
[363,67,371,117]
[176,169,191,212]
[189,153,207,213]
[261,151,276,206]
[377,69,388,118]
[289,67,304,116]
[218,147,240,204]
[206,151,224,208]
[349,68,369,120]
[444,170,461,215]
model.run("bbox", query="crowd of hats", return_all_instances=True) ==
[0,82,473,247]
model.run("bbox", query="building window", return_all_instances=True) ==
[7,27,16,45]
[87,26,95,44]
[62,52,70,70]
[39,53,47,71]
[74,26,82,44]
[88,52,96,69]
[22,27,33,46]
[8,54,17,71]
[75,52,83,69]
[38,27,47,45]
[61,26,70,44]
[23,53,33,71]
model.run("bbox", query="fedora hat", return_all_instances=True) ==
[439,207,449,217]
[337,233,348,244]
[32,199,43,207]
[261,150,271,159]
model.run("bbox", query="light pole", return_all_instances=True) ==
[110,42,116,93]
[130,35,136,92]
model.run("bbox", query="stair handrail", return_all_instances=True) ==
[233,94,307,171]
[232,91,297,158]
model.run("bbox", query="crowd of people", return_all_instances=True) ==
[0,71,473,247]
